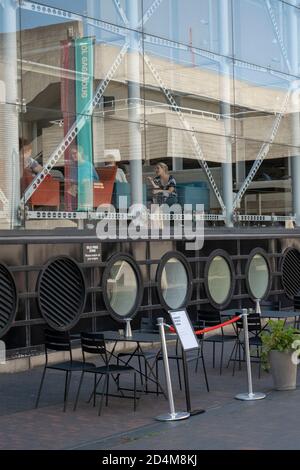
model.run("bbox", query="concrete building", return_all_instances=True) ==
[0,0,300,356]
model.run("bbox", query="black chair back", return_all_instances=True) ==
[80,332,108,364]
[140,316,157,332]
[236,314,261,336]
[44,329,72,362]
[197,310,221,328]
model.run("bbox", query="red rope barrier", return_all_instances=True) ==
[168,315,241,335]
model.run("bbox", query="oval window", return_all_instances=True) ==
[247,254,270,299]
[105,259,139,317]
[160,257,189,309]
[207,255,231,305]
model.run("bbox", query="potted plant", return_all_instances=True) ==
[260,320,300,391]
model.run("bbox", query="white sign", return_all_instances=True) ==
[169,310,199,351]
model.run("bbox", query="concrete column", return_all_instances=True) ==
[286,1,300,225]
[127,0,143,205]
[169,0,182,172]
[0,0,20,228]
[219,0,233,226]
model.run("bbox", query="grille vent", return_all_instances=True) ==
[38,257,85,331]
[0,264,17,338]
[281,248,300,299]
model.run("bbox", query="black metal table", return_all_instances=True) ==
[98,330,177,397]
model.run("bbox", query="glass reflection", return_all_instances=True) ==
[248,254,269,299]
[160,257,188,308]
[207,256,231,305]
[106,260,138,316]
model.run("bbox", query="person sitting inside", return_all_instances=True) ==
[67,144,100,200]
[19,138,43,175]
[147,162,178,206]
[105,152,128,183]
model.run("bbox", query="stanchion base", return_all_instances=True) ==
[235,392,266,401]
[155,411,190,422]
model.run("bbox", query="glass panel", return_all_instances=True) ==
[143,0,232,56]
[160,257,188,308]
[106,260,138,316]
[248,254,269,299]
[207,255,231,304]
[24,1,143,30]
[19,8,144,118]
[233,0,300,76]
[234,137,296,216]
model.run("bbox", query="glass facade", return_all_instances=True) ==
[0,0,300,230]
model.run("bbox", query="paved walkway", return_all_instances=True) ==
[0,343,298,450]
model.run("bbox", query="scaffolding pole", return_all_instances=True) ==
[127,0,144,205]
[0,0,20,227]
[219,0,233,226]
[288,1,300,226]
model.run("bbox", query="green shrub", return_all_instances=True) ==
[260,320,300,370]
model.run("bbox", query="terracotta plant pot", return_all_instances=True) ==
[269,350,297,391]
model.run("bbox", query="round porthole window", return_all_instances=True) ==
[103,254,143,321]
[246,250,271,300]
[205,251,235,309]
[157,252,192,311]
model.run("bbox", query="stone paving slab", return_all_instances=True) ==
[0,342,288,450]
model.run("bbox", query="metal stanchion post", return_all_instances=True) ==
[155,318,190,421]
[235,309,266,401]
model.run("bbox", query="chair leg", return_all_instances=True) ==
[138,355,143,386]
[176,357,182,390]
[93,374,97,407]
[35,366,47,409]
[195,343,202,373]
[63,371,72,412]
[144,358,148,394]
[258,347,262,379]
[98,375,108,416]
[156,360,159,396]
[73,370,85,411]
[220,341,224,375]
[201,353,209,392]
[227,341,236,368]
[213,342,216,368]
[105,374,110,407]
[232,340,239,377]
[134,373,137,412]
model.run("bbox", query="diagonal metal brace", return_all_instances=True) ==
[143,51,226,213]
[21,42,129,205]
[233,87,292,209]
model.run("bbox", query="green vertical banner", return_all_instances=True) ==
[75,37,94,211]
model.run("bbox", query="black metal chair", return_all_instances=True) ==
[35,329,95,411]
[229,314,263,378]
[195,310,237,375]
[74,332,139,415]
[116,316,159,391]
